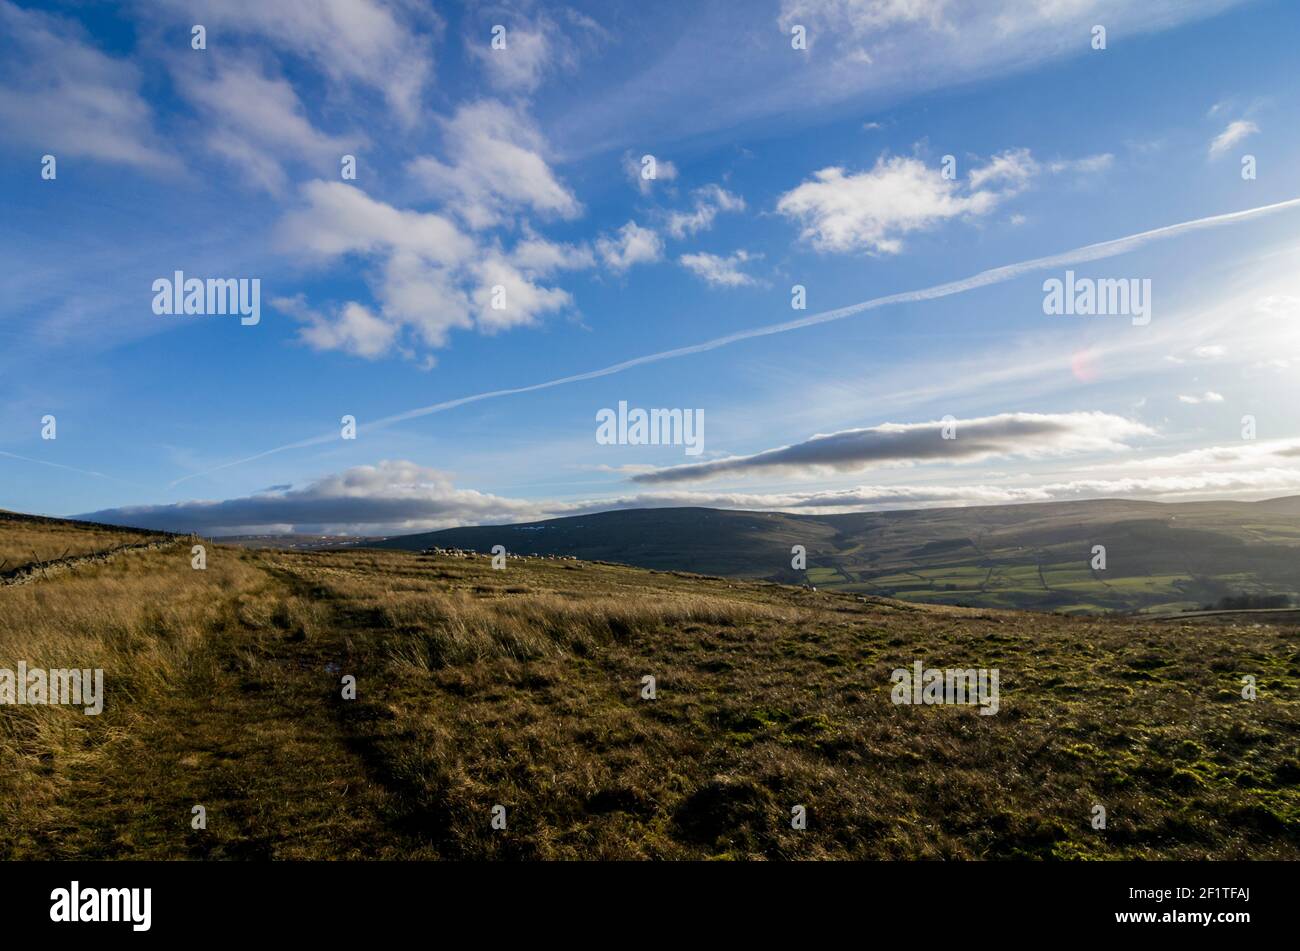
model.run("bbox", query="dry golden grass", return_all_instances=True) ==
[269,550,1300,860]
[380,587,799,669]
[1,528,1297,860]
[0,544,265,850]
[0,513,161,574]
[0,541,405,859]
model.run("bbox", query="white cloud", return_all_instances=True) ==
[623,152,679,195]
[82,461,1070,535]
[408,100,581,230]
[509,234,596,276]
[1179,391,1225,404]
[624,464,1300,512]
[775,146,1123,254]
[0,1,176,170]
[468,9,605,93]
[375,250,474,350]
[1255,295,1300,315]
[81,447,1300,536]
[278,296,397,359]
[79,460,560,535]
[664,185,746,238]
[777,154,1004,254]
[278,180,473,266]
[1209,119,1258,158]
[1167,344,1227,363]
[967,148,1113,191]
[1047,153,1114,175]
[1080,437,1300,473]
[471,256,573,334]
[967,147,1039,191]
[596,221,664,271]
[472,23,553,92]
[635,412,1153,483]
[774,1,1241,83]
[556,1,1244,160]
[175,61,360,193]
[679,250,760,287]
[276,181,575,357]
[145,0,435,125]
[1030,469,1300,502]
[781,0,949,38]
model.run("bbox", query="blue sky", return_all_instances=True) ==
[2,0,1299,535]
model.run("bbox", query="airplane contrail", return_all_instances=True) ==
[0,450,146,488]
[168,195,1300,488]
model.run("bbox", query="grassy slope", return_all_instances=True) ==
[0,510,166,575]
[374,498,1300,614]
[2,519,1297,860]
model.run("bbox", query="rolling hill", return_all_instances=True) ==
[373,497,1300,614]
[3,513,1297,859]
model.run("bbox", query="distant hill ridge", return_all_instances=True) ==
[373,497,1300,614]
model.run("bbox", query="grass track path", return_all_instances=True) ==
[36,556,423,860]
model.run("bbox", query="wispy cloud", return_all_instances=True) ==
[679,250,760,288]
[407,100,581,230]
[1048,153,1115,176]
[622,151,678,195]
[968,147,1039,191]
[0,1,177,170]
[1209,119,1259,157]
[467,9,605,93]
[664,185,745,239]
[144,0,437,125]
[174,59,361,193]
[1081,438,1300,472]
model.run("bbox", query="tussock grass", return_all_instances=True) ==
[380,589,798,670]
[1,527,1296,860]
